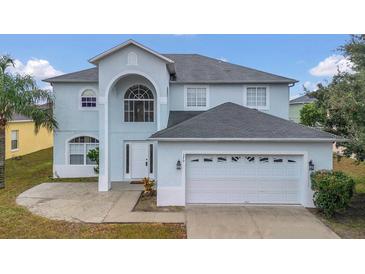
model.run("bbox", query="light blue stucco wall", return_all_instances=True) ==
[52,82,99,165]
[97,44,170,185]
[169,83,290,119]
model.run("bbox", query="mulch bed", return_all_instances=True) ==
[130,181,143,184]
[133,193,185,213]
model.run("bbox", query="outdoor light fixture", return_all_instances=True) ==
[309,160,315,171]
[176,160,182,170]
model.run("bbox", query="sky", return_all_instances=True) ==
[0,34,353,98]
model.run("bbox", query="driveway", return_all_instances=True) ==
[186,205,339,239]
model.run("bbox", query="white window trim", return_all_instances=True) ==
[11,130,19,151]
[184,85,210,110]
[79,87,98,111]
[65,135,99,166]
[243,85,270,110]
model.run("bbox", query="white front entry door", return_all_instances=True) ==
[186,154,303,204]
[131,143,149,179]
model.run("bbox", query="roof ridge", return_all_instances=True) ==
[193,54,298,82]
[249,106,340,138]
[151,102,341,140]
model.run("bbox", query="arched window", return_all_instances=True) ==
[124,84,154,122]
[69,136,99,165]
[81,89,97,108]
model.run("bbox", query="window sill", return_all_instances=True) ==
[11,148,19,152]
[245,105,270,111]
[68,164,97,166]
[79,107,98,112]
[184,106,209,111]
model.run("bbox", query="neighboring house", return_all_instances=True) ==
[45,39,341,208]
[289,94,316,123]
[6,112,53,159]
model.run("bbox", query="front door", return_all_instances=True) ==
[131,143,149,179]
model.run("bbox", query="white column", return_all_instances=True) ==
[98,95,111,191]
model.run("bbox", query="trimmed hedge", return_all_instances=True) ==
[311,170,355,217]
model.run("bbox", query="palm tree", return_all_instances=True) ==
[0,55,58,188]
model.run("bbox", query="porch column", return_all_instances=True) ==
[98,95,111,191]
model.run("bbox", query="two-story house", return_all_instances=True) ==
[45,39,341,208]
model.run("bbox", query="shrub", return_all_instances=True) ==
[311,170,355,217]
[87,147,99,174]
[141,177,155,196]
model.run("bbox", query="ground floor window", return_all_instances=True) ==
[69,136,99,165]
[11,130,19,150]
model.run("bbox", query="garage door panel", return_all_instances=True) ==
[186,154,302,204]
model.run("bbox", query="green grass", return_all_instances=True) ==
[312,156,365,238]
[0,148,186,239]
[333,155,365,193]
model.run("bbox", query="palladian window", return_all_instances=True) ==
[69,136,99,165]
[124,84,154,122]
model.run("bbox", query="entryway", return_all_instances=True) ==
[126,142,154,180]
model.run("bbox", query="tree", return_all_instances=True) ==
[300,102,323,127]
[309,35,365,161]
[0,55,58,188]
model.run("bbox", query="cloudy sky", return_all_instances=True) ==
[0,34,353,98]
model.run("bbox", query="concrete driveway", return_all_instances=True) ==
[186,205,339,239]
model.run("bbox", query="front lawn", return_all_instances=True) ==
[312,156,365,238]
[0,148,186,239]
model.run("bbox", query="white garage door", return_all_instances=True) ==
[186,154,302,204]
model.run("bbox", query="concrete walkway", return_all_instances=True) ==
[16,182,185,223]
[186,205,339,239]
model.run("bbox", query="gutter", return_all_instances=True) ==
[148,137,347,142]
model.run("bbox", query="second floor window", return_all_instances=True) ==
[124,84,154,122]
[246,87,268,108]
[81,89,97,108]
[185,86,208,109]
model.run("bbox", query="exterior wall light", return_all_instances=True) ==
[309,160,315,171]
[176,160,182,170]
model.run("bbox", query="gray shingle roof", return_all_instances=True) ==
[167,111,204,127]
[44,68,98,83]
[150,102,340,140]
[164,54,297,84]
[290,94,316,105]
[44,54,297,84]
[11,113,32,121]
[10,104,52,122]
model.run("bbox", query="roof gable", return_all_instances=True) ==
[150,102,340,140]
[88,39,175,65]
[290,94,317,105]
